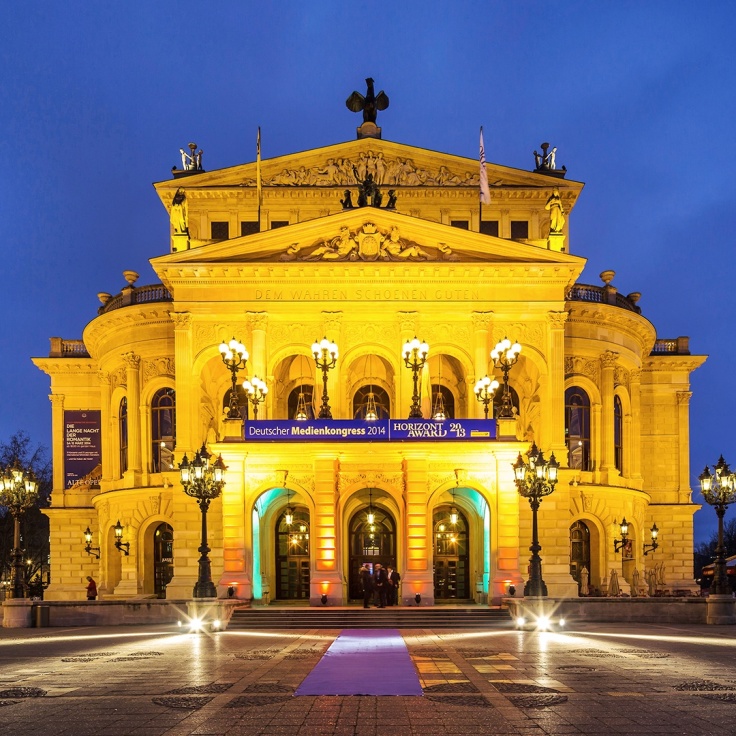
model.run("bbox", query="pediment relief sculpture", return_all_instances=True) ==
[242,151,481,188]
[278,223,458,262]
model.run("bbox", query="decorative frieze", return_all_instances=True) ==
[337,471,404,496]
[142,358,175,384]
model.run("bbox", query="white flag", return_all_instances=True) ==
[256,126,262,208]
[479,126,491,205]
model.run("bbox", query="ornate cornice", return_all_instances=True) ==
[566,302,656,355]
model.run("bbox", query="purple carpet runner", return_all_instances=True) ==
[294,629,423,696]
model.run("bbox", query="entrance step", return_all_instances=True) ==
[228,606,511,630]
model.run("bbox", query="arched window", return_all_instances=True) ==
[492,385,519,418]
[614,395,623,472]
[433,505,469,599]
[565,387,591,471]
[119,397,128,475]
[151,388,175,473]
[353,385,390,420]
[431,385,455,420]
[288,384,315,421]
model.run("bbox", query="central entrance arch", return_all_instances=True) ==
[347,504,396,600]
[433,505,469,599]
[275,509,310,600]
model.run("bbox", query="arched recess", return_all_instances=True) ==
[341,347,397,419]
[427,353,466,418]
[568,513,605,593]
[137,516,174,597]
[433,505,469,599]
[428,482,492,603]
[272,352,317,420]
[252,481,314,603]
[340,486,403,601]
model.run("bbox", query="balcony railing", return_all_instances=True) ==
[48,338,90,358]
[567,284,640,313]
[99,283,172,315]
[650,337,690,356]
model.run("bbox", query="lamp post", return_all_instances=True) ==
[312,337,338,419]
[613,517,629,554]
[512,443,559,596]
[0,461,39,599]
[114,520,130,555]
[402,337,429,418]
[179,443,227,598]
[219,337,249,419]
[242,376,268,419]
[474,375,500,419]
[491,338,522,418]
[643,523,659,556]
[699,457,736,595]
[83,527,100,559]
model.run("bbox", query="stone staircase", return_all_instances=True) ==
[228,605,511,630]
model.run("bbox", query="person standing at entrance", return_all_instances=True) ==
[360,564,374,609]
[387,566,401,606]
[374,563,388,608]
[86,576,97,601]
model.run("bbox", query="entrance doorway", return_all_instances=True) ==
[275,509,310,600]
[433,505,469,599]
[348,504,396,600]
[153,523,174,599]
[570,520,591,594]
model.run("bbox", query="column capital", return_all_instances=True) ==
[600,351,618,370]
[246,311,268,331]
[122,351,140,369]
[547,310,569,329]
[169,311,192,330]
[397,311,418,334]
[471,311,493,330]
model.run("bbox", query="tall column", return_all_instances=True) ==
[600,351,617,474]
[676,391,693,503]
[313,456,341,604]
[49,394,66,505]
[99,371,113,483]
[248,312,269,418]
[113,519,140,597]
[398,312,418,418]
[471,312,492,418]
[171,312,195,452]
[123,352,142,474]
[402,455,432,604]
[547,312,568,458]
[218,453,250,598]
[630,369,642,480]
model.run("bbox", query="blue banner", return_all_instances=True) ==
[244,419,495,442]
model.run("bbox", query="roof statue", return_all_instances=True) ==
[172,142,204,178]
[533,142,567,178]
[346,78,389,140]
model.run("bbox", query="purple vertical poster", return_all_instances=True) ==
[64,410,102,489]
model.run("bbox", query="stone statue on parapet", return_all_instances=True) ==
[545,189,566,233]
[533,142,566,177]
[175,142,204,172]
[170,188,188,235]
[346,78,389,139]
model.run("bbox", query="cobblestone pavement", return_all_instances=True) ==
[2,620,736,735]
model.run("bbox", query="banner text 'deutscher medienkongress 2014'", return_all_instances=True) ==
[245,419,496,442]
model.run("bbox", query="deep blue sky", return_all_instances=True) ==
[2,3,734,544]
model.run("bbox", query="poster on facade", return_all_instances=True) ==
[64,410,102,489]
[245,418,495,442]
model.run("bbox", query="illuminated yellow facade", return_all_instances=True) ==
[33,135,704,605]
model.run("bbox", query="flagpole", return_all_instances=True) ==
[256,126,262,231]
[479,126,492,230]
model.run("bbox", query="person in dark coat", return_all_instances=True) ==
[360,563,374,609]
[374,563,388,608]
[386,566,401,606]
[86,576,97,601]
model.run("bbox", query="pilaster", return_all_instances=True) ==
[630,369,642,479]
[600,351,617,475]
[313,456,341,604]
[546,311,568,458]
[171,312,195,453]
[402,455,432,604]
[49,394,66,503]
[99,372,112,483]
[398,312,418,418]
[122,352,142,474]
[471,311,492,418]
[676,391,693,503]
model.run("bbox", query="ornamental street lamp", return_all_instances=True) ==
[242,376,268,419]
[114,520,130,555]
[613,517,629,554]
[83,527,100,559]
[402,337,429,418]
[0,461,39,599]
[643,523,660,556]
[699,457,736,595]
[219,337,249,419]
[491,337,522,419]
[474,375,500,419]
[312,337,338,419]
[512,443,559,597]
[179,444,227,598]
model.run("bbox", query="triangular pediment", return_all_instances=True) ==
[154,137,583,209]
[151,207,585,286]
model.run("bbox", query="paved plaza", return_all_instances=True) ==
[1,618,736,735]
